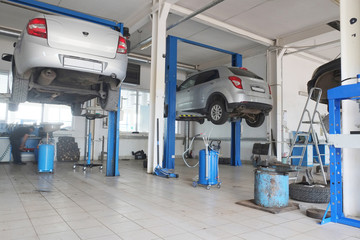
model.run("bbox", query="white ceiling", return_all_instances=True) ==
[0,0,340,67]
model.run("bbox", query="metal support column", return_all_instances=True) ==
[106,88,121,176]
[230,54,242,166]
[163,35,177,169]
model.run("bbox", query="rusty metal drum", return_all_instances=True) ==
[254,169,289,208]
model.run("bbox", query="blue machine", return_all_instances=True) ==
[197,149,220,188]
[290,145,313,167]
[38,144,54,173]
[321,81,360,228]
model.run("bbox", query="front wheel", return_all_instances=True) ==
[245,113,265,128]
[208,100,228,125]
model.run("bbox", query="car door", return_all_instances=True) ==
[176,74,197,112]
[191,70,220,110]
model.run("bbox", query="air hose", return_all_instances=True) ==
[182,134,200,168]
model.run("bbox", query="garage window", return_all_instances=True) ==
[120,88,180,134]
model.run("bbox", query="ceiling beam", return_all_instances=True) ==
[277,21,338,46]
[170,4,274,47]
[123,3,152,34]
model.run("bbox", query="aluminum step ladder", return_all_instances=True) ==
[286,87,328,185]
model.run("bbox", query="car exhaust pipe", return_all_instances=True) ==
[37,69,56,85]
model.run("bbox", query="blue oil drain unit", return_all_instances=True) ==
[193,148,221,190]
[38,144,54,173]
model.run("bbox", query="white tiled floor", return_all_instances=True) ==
[1,159,360,240]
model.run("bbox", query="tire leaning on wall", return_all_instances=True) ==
[289,183,330,203]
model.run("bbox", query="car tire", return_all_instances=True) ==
[245,113,265,128]
[10,76,28,103]
[208,100,228,125]
[71,103,82,116]
[100,87,119,111]
[289,183,330,203]
[8,102,19,112]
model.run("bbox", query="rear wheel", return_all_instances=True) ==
[10,76,28,103]
[245,113,265,128]
[208,100,228,125]
[99,84,119,111]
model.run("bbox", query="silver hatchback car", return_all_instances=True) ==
[3,14,128,114]
[176,66,272,127]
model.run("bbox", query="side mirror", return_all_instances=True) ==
[1,53,13,62]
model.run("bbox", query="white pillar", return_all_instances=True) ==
[267,48,285,162]
[147,0,171,173]
[340,0,360,217]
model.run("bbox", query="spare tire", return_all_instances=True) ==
[289,183,330,203]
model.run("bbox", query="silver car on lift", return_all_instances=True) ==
[176,66,272,127]
[2,14,128,114]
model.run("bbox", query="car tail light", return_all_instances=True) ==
[268,84,272,94]
[117,36,127,54]
[239,67,248,71]
[229,76,243,89]
[27,18,47,39]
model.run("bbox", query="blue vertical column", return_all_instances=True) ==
[231,54,242,166]
[328,98,342,222]
[163,36,178,169]
[106,88,121,176]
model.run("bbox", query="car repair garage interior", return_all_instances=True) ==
[0,0,360,239]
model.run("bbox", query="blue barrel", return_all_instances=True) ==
[38,144,54,173]
[254,169,289,207]
[198,149,219,185]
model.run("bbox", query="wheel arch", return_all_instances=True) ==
[205,92,229,112]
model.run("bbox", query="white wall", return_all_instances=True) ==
[281,54,328,156]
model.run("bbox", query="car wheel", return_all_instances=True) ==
[71,103,82,116]
[208,100,228,125]
[10,76,28,103]
[8,102,19,112]
[245,113,265,128]
[100,85,119,111]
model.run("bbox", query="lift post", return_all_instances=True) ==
[164,35,243,169]
[8,0,123,176]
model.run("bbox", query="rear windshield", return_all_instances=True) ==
[229,67,263,80]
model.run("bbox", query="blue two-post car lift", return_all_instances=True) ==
[8,0,122,176]
[164,35,243,170]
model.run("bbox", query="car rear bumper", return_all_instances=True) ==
[14,35,127,81]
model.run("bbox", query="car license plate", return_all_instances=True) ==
[251,86,265,93]
[63,56,103,72]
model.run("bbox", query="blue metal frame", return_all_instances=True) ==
[164,35,243,169]
[321,82,360,228]
[8,0,123,31]
[10,0,123,176]
[164,36,178,169]
[231,54,243,166]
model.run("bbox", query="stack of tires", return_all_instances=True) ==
[56,137,80,162]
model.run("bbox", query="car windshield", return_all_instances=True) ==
[229,67,263,80]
